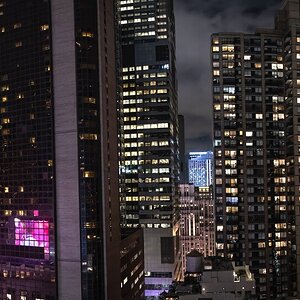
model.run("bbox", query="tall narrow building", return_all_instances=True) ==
[117,0,181,298]
[212,0,300,298]
[0,0,120,299]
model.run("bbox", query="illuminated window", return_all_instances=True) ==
[214,104,221,111]
[223,86,235,94]
[222,45,234,52]
[159,141,169,146]
[216,243,224,249]
[216,178,222,184]
[157,72,167,77]
[1,85,9,91]
[13,22,22,29]
[82,31,94,38]
[2,118,9,124]
[15,41,22,47]
[277,64,283,70]
[83,171,95,178]
[157,123,168,128]
[159,168,169,174]
[212,37,219,45]
[79,133,98,140]
[159,159,169,164]
[157,89,167,94]
[225,188,238,195]
[17,93,25,99]
[254,63,261,68]
[40,24,49,31]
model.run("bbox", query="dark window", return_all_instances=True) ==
[122,45,135,66]
[160,237,174,263]
[156,45,169,61]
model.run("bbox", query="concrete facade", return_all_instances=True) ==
[51,0,82,298]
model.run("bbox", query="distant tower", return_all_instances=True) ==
[188,151,213,187]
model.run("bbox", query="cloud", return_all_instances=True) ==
[186,135,213,154]
[175,0,282,152]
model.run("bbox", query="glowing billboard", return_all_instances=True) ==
[14,218,50,255]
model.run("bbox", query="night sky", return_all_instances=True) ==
[175,0,282,153]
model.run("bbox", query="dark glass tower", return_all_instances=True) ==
[0,0,120,299]
[117,0,181,297]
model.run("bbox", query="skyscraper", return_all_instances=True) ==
[0,1,120,299]
[188,151,213,187]
[179,184,215,275]
[117,0,181,297]
[212,0,300,298]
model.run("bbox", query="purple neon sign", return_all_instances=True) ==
[14,218,50,255]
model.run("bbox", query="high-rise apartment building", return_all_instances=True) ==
[188,151,213,187]
[212,0,300,298]
[117,0,180,297]
[179,184,215,275]
[0,1,120,299]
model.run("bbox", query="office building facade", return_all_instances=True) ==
[188,151,213,187]
[121,229,145,300]
[212,0,300,298]
[0,0,121,299]
[179,184,215,275]
[117,0,180,297]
